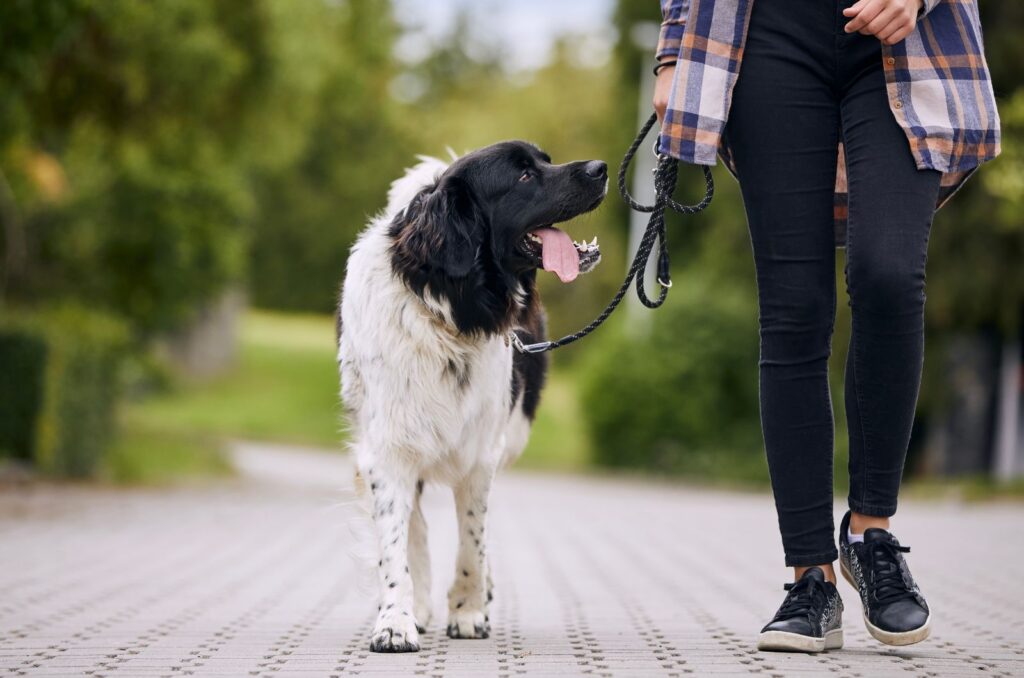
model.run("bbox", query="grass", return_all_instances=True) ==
[130,312,341,447]
[112,311,340,484]
[102,424,233,485]
[516,368,592,471]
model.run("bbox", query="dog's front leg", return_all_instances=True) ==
[447,465,494,639]
[365,461,420,653]
[409,480,432,632]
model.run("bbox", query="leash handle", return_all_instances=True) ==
[618,113,715,216]
[510,112,714,355]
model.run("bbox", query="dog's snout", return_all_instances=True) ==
[584,161,607,180]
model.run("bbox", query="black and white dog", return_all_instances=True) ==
[337,142,606,652]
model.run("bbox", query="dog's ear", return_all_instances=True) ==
[397,176,485,279]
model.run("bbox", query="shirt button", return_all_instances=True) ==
[894,100,903,109]
[886,57,895,66]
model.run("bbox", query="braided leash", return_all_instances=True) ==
[510,112,714,354]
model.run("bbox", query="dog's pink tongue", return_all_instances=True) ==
[534,227,579,283]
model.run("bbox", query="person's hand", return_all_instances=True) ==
[843,0,924,45]
[653,63,676,123]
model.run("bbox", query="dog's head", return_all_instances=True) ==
[390,141,607,334]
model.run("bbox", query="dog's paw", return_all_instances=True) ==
[369,612,420,653]
[446,609,490,639]
[414,602,432,633]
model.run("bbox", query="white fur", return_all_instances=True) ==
[339,156,533,652]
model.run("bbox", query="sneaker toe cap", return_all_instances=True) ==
[877,600,929,633]
[761,618,815,636]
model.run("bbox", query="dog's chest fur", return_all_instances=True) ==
[338,168,523,481]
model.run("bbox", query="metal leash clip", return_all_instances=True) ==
[509,331,552,355]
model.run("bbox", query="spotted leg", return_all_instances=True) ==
[365,461,420,653]
[486,561,494,607]
[447,465,494,639]
[409,480,432,632]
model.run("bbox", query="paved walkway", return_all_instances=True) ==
[1,443,1022,677]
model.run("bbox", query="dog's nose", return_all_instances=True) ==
[584,160,607,180]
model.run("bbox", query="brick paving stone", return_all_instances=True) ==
[0,442,1022,677]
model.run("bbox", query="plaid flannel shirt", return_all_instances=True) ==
[657,0,1001,244]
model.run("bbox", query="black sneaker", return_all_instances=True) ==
[839,510,931,645]
[757,567,844,653]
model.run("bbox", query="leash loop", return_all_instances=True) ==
[510,112,714,354]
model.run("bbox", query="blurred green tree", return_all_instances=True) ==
[248,0,408,312]
[0,0,403,334]
[580,273,763,480]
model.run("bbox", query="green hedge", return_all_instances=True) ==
[0,306,128,477]
[578,274,768,483]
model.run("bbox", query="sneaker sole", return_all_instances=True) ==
[757,628,843,653]
[840,561,932,646]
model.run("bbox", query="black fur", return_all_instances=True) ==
[445,358,471,390]
[510,305,548,421]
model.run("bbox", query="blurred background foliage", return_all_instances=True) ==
[0,0,1021,491]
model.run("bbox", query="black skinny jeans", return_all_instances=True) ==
[725,0,942,566]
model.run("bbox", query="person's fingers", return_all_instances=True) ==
[876,15,906,42]
[843,0,917,42]
[892,4,918,43]
[844,0,883,32]
[883,23,915,45]
[861,6,899,36]
[846,2,883,33]
[842,0,870,17]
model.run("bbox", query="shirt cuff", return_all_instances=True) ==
[656,22,685,61]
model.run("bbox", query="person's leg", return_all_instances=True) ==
[838,24,941,526]
[834,13,939,647]
[725,0,840,574]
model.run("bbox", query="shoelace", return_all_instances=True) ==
[865,538,917,606]
[775,576,827,621]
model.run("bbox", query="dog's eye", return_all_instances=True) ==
[519,170,534,183]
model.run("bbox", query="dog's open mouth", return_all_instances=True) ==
[519,226,601,283]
